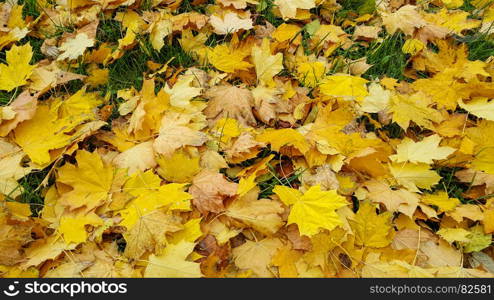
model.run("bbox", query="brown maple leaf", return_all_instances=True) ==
[204,85,256,127]
[189,170,238,213]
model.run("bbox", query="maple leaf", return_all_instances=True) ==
[207,43,253,73]
[226,196,284,235]
[163,74,202,108]
[113,141,157,175]
[251,38,283,85]
[464,225,492,253]
[389,162,441,192]
[0,139,33,197]
[389,92,443,130]
[272,246,302,277]
[170,218,203,244]
[274,0,316,19]
[232,238,283,277]
[0,217,32,266]
[437,228,471,243]
[57,150,114,212]
[204,85,256,126]
[224,132,263,163]
[459,98,494,121]
[390,135,456,164]
[156,150,201,183]
[119,172,193,228]
[274,185,347,236]
[425,8,481,35]
[421,191,460,213]
[57,213,103,245]
[256,128,310,154]
[154,114,208,157]
[149,14,172,51]
[319,74,369,101]
[124,211,183,259]
[13,92,104,165]
[350,202,393,248]
[360,83,391,113]
[0,43,36,91]
[381,5,428,36]
[364,180,419,217]
[57,33,95,61]
[144,241,202,277]
[189,170,238,213]
[209,12,253,35]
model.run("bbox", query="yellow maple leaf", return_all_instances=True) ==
[381,5,427,36]
[120,180,192,229]
[163,74,202,108]
[57,150,114,212]
[209,12,253,35]
[207,43,252,73]
[296,61,326,88]
[389,162,441,192]
[425,8,481,35]
[58,213,103,244]
[402,39,425,55]
[256,128,310,154]
[273,23,302,42]
[170,218,203,244]
[389,92,443,129]
[232,238,282,277]
[390,135,456,164]
[0,43,36,91]
[274,0,315,19]
[459,98,494,121]
[319,74,369,101]
[237,173,257,197]
[123,211,182,259]
[350,202,392,248]
[14,91,103,165]
[472,147,494,174]
[226,194,284,235]
[251,38,283,85]
[144,241,202,277]
[274,185,347,236]
[441,0,464,8]
[421,191,460,213]
[437,228,471,243]
[211,117,241,143]
[156,150,201,183]
[272,246,302,277]
[57,33,95,61]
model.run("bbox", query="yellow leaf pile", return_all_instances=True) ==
[1,0,494,278]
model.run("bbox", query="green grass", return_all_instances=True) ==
[19,0,40,19]
[0,89,23,106]
[96,18,123,44]
[256,0,284,27]
[107,48,148,93]
[177,0,213,14]
[340,0,376,15]
[4,168,50,217]
[364,33,407,80]
[434,166,472,204]
[463,32,494,61]
[258,165,305,198]
[18,169,49,216]
[106,36,195,94]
